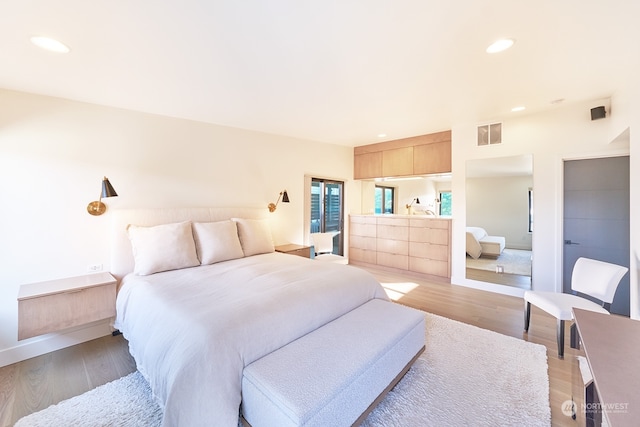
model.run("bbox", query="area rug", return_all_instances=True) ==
[466,248,532,276]
[15,312,550,427]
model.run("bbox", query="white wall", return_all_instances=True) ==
[0,89,355,366]
[451,97,633,298]
[614,82,640,320]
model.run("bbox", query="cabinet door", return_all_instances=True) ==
[354,152,383,179]
[382,147,414,177]
[413,141,451,174]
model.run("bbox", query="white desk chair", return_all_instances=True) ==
[310,232,347,264]
[524,257,628,358]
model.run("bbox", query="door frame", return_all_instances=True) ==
[303,174,349,252]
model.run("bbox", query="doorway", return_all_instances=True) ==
[563,156,630,316]
[311,178,344,256]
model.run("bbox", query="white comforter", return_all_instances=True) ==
[115,252,388,427]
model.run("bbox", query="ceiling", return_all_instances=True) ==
[2,1,639,146]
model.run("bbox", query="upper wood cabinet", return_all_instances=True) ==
[413,140,451,175]
[354,151,382,179]
[354,130,451,179]
[382,146,414,177]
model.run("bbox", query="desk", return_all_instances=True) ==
[573,308,640,426]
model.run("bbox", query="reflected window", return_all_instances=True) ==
[375,185,395,214]
[528,188,533,232]
[439,191,452,216]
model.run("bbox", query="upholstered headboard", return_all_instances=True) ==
[110,207,268,279]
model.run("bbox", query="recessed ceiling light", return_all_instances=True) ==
[377,133,387,138]
[550,98,565,105]
[486,38,515,54]
[30,36,70,53]
[511,106,526,112]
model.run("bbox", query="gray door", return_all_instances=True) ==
[563,156,630,316]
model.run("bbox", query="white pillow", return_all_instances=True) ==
[127,221,200,275]
[192,220,245,265]
[232,218,274,256]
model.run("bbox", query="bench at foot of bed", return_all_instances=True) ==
[240,299,425,427]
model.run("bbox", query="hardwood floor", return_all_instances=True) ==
[0,266,584,426]
[0,333,136,427]
[466,267,532,289]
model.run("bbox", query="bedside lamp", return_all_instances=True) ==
[87,177,118,216]
[268,190,289,212]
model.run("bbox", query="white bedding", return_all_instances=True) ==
[114,252,388,427]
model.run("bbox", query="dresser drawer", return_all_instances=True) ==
[409,242,449,261]
[349,247,377,264]
[377,252,409,270]
[349,235,376,251]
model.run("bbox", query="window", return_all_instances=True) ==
[528,188,534,232]
[438,191,452,216]
[375,185,395,214]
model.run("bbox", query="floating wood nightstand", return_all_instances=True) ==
[274,244,312,259]
[17,272,117,340]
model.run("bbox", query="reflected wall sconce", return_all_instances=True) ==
[87,176,118,216]
[405,197,420,209]
[268,190,289,212]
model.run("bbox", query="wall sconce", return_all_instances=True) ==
[87,177,118,216]
[268,190,289,212]
[405,197,420,209]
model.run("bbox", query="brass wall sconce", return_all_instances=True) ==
[87,177,118,216]
[268,190,289,212]
[405,197,420,209]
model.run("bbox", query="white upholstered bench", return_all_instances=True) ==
[240,299,425,427]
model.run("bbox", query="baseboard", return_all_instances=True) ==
[0,320,113,368]
[506,245,532,251]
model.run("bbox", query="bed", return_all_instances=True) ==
[111,208,419,427]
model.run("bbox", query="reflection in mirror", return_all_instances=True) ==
[465,154,533,289]
[360,174,451,216]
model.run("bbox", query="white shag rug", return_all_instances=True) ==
[466,248,532,276]
[16,313,550,427]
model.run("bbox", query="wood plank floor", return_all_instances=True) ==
[466,267,532,289]
[0,266,584,426]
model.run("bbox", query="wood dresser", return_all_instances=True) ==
[349,215,451,280]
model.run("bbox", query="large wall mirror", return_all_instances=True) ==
[465,154,533,289]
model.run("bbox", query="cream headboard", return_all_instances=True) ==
[110,207,268,279]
